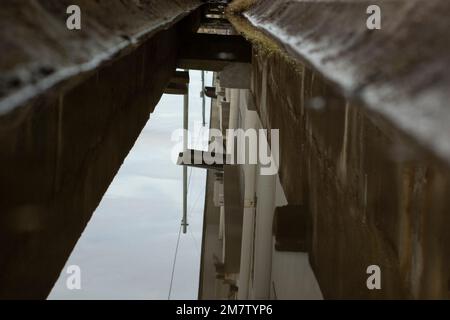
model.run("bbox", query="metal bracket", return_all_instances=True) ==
[244,197,257,208]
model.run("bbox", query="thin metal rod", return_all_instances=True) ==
[182,80,189,234]
[202,71,206,127]
[168,224,182,299]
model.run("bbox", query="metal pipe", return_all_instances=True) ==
[202,71,206,126]
[238,109,258,300]
[182,76,189,234]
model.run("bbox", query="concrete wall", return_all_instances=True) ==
[0,0,201,113]
[251,48,450,299]
[233,89,322,300]
[244,0,450,167]
[0,22,182,300]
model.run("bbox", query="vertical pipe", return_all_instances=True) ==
[202,71,206,126]
[226,89,240,161]
[251,122,276,299]
[253,172,275,299]
[219,206,225,241]
[238,109,258,300]
[183,169,188,234]
[182,75,189,234]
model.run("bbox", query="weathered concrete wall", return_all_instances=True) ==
[0,27,180,300]
[228,0,450,300]
[0,0,201,114]
[0,1,201,299]
[244,0,450,169]
[251,48,450,299]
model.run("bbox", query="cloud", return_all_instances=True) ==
[48,71,212,300]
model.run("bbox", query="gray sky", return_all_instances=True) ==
[48,71,213,300]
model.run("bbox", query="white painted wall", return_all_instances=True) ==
[225,84,323,301]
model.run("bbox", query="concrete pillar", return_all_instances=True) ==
[226,89,240,155]
[229,89,240,130]
[238,109,258,300]
[243,117,275,299]
[252,171,276,299]
[219,206,225,241]
[182,86,189,234]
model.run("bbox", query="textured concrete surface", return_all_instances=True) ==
[251,46,450,299]
[0,0,201,299]
[0,27,180,300]
[244,0,450,168]
[233,1,450,298]
[0,0,201,114]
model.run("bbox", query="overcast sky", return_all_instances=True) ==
[48,71,213,300]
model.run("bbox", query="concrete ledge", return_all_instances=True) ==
[244,0,450,168]
[0,0,202,114]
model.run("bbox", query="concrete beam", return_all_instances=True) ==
[219,63,251,89]
[243,0,450,167]
[0,0,202,116]
[165,84,189,95]
[178,34,252,71]
[273,205,308,253]
[223,165,244,274]
[170,71,191,85]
